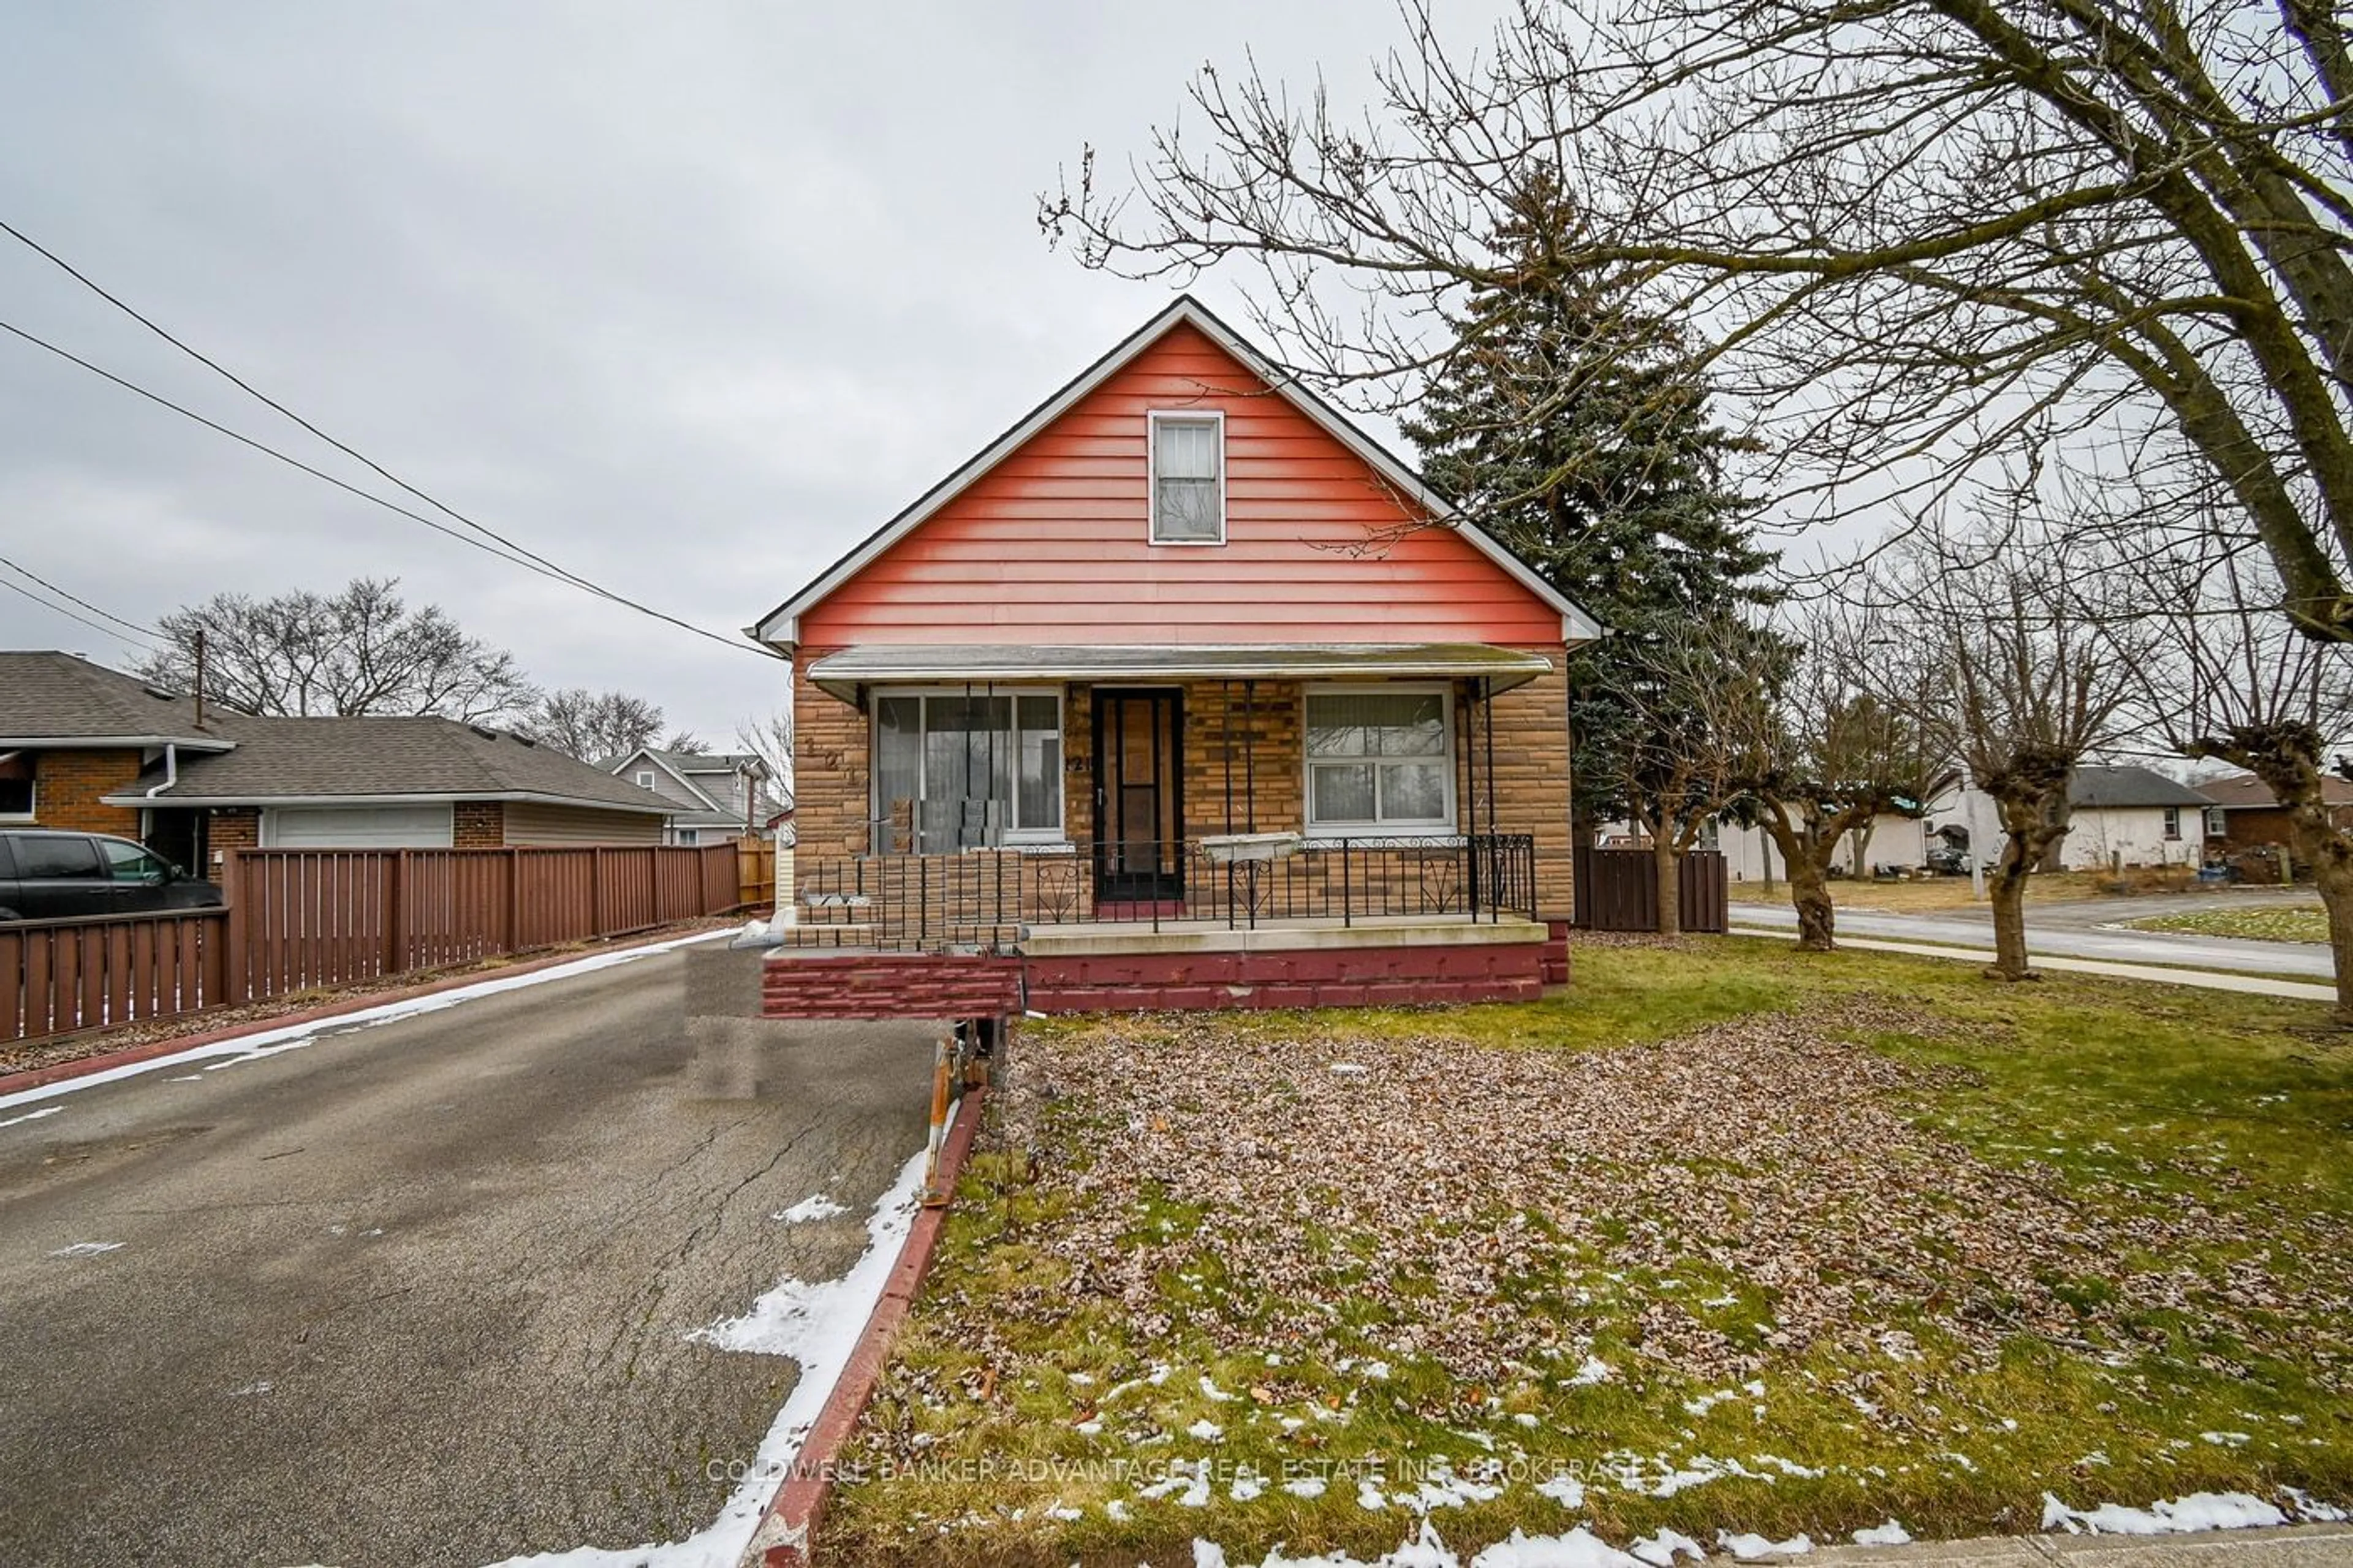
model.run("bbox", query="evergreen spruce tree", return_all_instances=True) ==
[1403,176,1781,928]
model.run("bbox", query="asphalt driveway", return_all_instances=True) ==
[0,942,938,1567]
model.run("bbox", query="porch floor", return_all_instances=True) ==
[1013,911,1548,956]
[761,913,1561,1018]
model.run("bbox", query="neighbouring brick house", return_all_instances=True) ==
[2197,769,2353,863]
[2,651,673,875]
[748,297,1600,1014]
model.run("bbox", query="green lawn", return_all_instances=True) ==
[2128,906,2331,945]
[825,939,2353,1566]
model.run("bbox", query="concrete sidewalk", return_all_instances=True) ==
[1808,1524,2353,1564]
[1725,922,2338,1002]
[1728,900,2330,980]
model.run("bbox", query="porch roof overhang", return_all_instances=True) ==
[803,643,1555,703]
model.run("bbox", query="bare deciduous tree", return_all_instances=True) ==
[1612,612,1786,936]
[521,687,668,763]
[1742,602,1955,951]
[138,577,532,722]
[2117,540,2353,1019]
[1874,520,2138,980]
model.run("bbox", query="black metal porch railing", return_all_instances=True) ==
[784,834,1538,952]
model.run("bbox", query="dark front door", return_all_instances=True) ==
[1092,689,1183,904]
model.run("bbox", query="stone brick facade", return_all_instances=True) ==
[453,800,505,847]
[788,645,1575,923]
[26,748,146,838]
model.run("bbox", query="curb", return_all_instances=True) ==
[746,1083,988,1568]
[0,924,727,1101]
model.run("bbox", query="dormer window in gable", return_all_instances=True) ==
[1149,410,1225,545]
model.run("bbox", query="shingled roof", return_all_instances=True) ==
[2197,770,2353,809]
[115,716,672,813]
[2068,764,2215,809]
[0,651,229,748]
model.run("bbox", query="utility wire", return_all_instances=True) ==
[0,553,160,638]
[0,317,763,657]
[1,319,570,581]
[0,569,161,652]
[0,218,772,659]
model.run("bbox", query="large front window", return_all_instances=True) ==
[1304,687,1453,833]
[873,691,1063,852]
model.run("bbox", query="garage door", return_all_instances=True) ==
[264,804,454,849]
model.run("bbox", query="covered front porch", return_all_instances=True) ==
[767,641,1572,1015]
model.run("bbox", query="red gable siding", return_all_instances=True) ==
[797,321,1562,648]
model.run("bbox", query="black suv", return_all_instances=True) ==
[0,830,222,922]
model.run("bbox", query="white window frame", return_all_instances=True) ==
[635,770,656,789]
[1146,409,1226,547]
[870,686,1067,849]
[2203,806,2227,838]
[0,776,32,823]
[1301,682,1457,838]
[2162,805,2182,840]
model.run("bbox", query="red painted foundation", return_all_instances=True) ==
[760,953,1023,1020]
[1544,920,1571,985]
[760,940,1548,1019]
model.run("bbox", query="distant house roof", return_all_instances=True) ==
[2069,765,2214,809]
[0,651,232,749]
[105,714,673,815]
[608,744,784,828]
[2197,770,2353,810]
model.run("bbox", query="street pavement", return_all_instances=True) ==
[0,944,938,1568]
[1729,890,2331,980]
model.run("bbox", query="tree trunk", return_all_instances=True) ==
[1985,860,2039,980]
[1655,836,1682,937]
[1790,863,1836,951]
[2311,850,2353,1026]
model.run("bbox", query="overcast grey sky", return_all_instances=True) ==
[0,2,1499,742]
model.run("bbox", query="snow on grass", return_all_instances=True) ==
[0,928,730,1115]
[1534,1474,1585,1509]
[771,1194,847,1224]
[480,1145,928,1568]
[1716,1529,1812,1559]
[1849,1520,1911,1546]
[2039,1491,2287,1535]
[1627,1529,1705,1566]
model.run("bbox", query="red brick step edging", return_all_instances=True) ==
[745,1086,987,1568]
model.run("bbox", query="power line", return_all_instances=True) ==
[0,316,765,657]
[0,569,160,652]
[0,218,773,659]
[0,553,159,638]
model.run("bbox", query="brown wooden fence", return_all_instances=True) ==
[1572,847,1729,934]
[1,841,744,1048]
[737,835,776,911]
